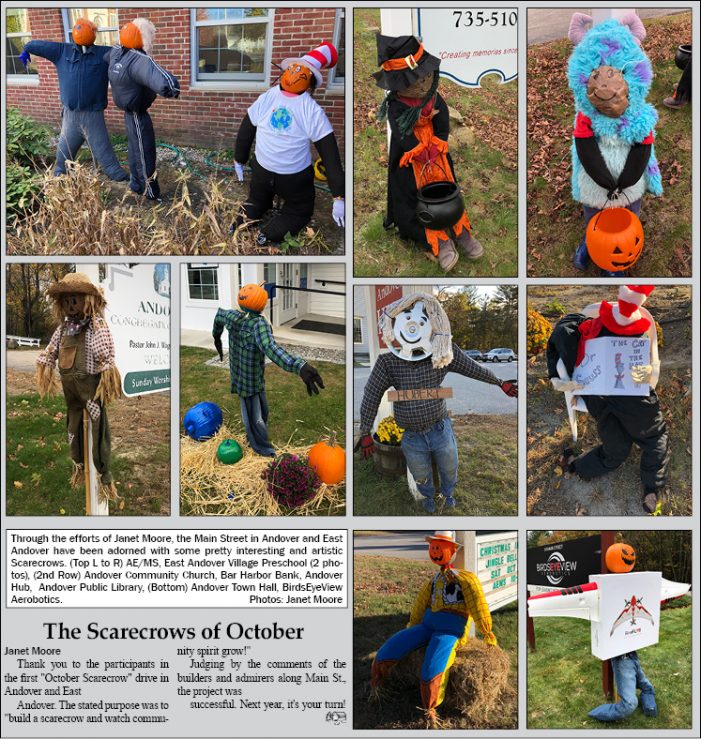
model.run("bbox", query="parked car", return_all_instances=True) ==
[463,349,483,361]
[484,347,516,362]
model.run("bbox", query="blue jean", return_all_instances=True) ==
[240,390,275,457]
[588,651,657,721]
[401,418,458,499]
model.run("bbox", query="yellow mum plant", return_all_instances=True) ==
[375,415,404,445]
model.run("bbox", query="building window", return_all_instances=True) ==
[6,9,36,76]
[328,8,345,88]
[353,317,363,344]
[192,8,272,83]
[63,8,120,46]
[187,265,219,301]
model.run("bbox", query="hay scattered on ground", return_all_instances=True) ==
[180,423,345,516]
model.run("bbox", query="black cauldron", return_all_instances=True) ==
[416,181,465,229]
[675,44,691,70]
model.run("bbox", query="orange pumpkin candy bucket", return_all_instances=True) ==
[586,207,644,272]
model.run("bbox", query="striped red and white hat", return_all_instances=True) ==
[612,285,654,326]
[281,41,338,86]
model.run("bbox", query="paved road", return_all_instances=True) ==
[6,349,41,372]
[353,360,518,421]
[354,532,429,560]
[527,8,686,45]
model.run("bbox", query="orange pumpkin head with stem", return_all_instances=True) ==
[237,283,268,313]
[280,63,313,94]
[586,207,644,272]
[605,542,637,573]
[425,531,460,567]
[72,19,97,47]
[308,432,345,485]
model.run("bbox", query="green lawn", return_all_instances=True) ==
[354,553,518,729]
[6,393,169,516]
[353,8,517,277]
[528,598,692,729]
[353,414,517,516]
[527,12,692,276]
[180,346,345,448]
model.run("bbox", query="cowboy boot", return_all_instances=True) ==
[420,673,444,712]
[437,238,458,272]
[453,229,484,260]
[370,658,397,688]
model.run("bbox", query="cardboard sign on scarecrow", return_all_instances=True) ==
[572,336,651,396]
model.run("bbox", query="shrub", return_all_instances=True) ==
[6,108,51,165]
[6,162,39,215]
[527,305,552,357]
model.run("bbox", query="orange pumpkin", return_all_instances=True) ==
[72,19,97,47]
[237,283,268,313]
[586,207,644,272]
[280,63,312,94]
[428,539,457,566]
[119,21,143,50]
[605,542,637,573]
[308,439,345,485]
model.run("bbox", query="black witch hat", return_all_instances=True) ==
[372,34,441,92]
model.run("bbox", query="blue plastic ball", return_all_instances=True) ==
[183,401,223,441]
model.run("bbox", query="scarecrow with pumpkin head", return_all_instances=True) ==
[233,42,345,245]
[357,293,516,513]
[105,18,180,199]
[35,273,123,502]
[567,13,662,275]
[212,284,325,457]
[370,531,497,721]
[20,19,127,182]
[547,285,668,513]
[373,35,483,272]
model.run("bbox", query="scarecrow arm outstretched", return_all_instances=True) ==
[126,51,180,98]
[313,133,344,198]
[23,40,63,63]
[234,114,256,165]
[252,319,305,375]
[448,344,501,386]
[359,357,392,436]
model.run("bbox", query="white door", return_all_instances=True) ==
[276,263,298,324]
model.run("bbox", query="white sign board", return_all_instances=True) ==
[474,531,518,611]
[573,336,651,396]
[416,8,518,87]
[590,572,661,661]
[102,264,171,396]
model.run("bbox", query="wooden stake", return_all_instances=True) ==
[83,409,91,516]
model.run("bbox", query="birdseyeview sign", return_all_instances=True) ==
[573,336,651,396]
[416,8,518,87]
[102,264,171,396]
[527,534,601,592]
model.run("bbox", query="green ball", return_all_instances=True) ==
[217,439,243,464]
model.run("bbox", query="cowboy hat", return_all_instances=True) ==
[425,531,461,548]
[47,272,102,299]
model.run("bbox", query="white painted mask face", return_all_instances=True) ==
[390,301,433,361]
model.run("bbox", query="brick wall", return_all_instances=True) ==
[7,7,345,152]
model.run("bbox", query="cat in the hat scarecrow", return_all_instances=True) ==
[212,284,325,457]
[547,285,668,513]
[370,531,497,723]
[35,273,123,502]
[373,35,483,272]
[357,293,516,513]
[567,13,662,275]
[233,42,345,245]
[105,18,180,200]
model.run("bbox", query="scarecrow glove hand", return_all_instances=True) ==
[234,162,245,182]
[300,362,325,396]
[332,198,345,227]
[631,364,653,384]
[19,50,31,67]
[214,336,224,363]
[551,378,584,393]
[500,380,518,398]
[358,434,375,459]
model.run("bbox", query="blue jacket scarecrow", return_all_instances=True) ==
[212,284,324,457]
[567,13,663,272]
[105,18,180,199]
[21,19,127,181]
[371,532,497,720]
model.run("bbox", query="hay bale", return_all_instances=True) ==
[392,639,512,725]
[180,422,345,516]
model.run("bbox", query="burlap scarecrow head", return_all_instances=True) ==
[378,292,452,368]
[47,273,106,326]
[373,34,440,94]
[120,18,156,55]
[426,531,461,566]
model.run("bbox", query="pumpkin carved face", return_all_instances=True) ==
[280,63,312,94]
[237,283,268,313]
[605,543,637,573]
[586,207,644,272]
[428,539,457,566]
[72,19,97,47]
[308,439,345,485]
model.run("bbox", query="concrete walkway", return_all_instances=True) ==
[527,8,686,45]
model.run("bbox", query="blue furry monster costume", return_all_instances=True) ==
[567,13,663,273]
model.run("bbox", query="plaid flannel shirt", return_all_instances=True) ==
[36,316,116,375]
[360,344,502,434]
[212,308,305,398]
